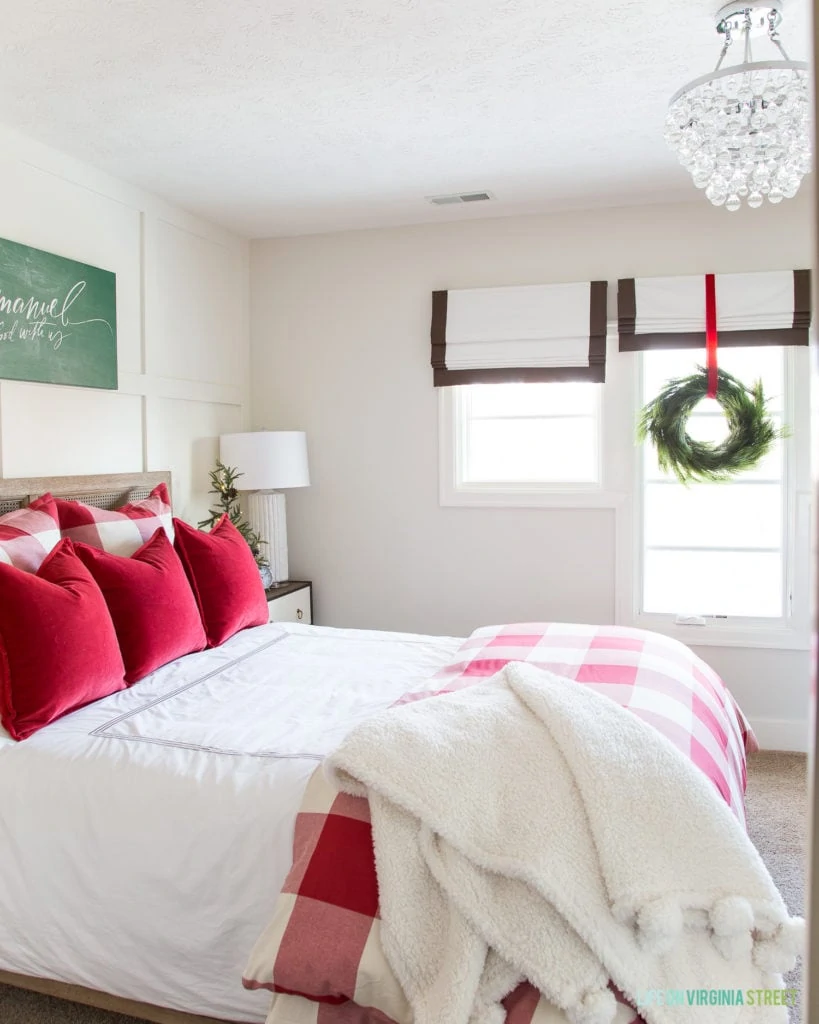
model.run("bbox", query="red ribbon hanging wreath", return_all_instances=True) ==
[705,273,718,399]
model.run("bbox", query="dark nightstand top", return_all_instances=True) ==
[265,580,311,600]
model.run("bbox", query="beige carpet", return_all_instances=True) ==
[0,751,808,1024]
[744,751,808,1022]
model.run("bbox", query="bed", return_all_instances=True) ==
[0,471,768,1024]
[0,471,465,1024]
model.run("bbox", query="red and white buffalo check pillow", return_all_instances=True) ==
[0,495,60,573]
[54,483,174,557]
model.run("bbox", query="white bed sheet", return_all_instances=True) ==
[0,622,462,1022]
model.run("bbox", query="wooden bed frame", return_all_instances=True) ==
[0,969,239,1024]
[0,470,172,512]
[0,471,242,1024]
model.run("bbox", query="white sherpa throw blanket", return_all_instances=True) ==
[324,662,802,1024]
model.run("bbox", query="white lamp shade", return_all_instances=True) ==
[219,431,310,490]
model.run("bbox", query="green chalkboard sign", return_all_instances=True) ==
[0,236,117,390]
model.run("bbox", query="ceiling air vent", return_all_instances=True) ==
[426,191,495,206]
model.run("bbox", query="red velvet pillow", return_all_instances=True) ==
[0,540,126,740]
[173,516,268,647]
[75,529,207,684]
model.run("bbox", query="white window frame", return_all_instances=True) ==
[438,368,624,509]
[615,345,811,651]
[436,340,810,650]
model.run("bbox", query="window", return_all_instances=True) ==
[636,346,808,639]
[440,382,607,506]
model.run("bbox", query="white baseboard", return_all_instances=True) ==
[747,717,809,753]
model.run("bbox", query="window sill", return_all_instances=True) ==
[625,616,810,651]
[440,488,627,509]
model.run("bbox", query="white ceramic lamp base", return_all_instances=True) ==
[246,490,289,584]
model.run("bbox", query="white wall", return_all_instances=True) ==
[250,196,814,750]
[0,125,249,524]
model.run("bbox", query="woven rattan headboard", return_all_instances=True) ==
[0,472,172,516]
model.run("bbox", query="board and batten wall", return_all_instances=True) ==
[250,196,813,750]
[0,125,249,523]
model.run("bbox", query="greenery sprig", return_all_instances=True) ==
[198,461,267,566]
[638,367,784,485]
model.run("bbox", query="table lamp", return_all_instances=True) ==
[219,431,310,586]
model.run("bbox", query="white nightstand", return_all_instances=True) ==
[265,580,312,625]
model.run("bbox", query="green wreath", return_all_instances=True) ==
[638,367,783,485]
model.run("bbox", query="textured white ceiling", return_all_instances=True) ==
[0,0,811,237]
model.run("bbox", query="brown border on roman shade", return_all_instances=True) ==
[431,280,608,386]
[618,270,811,350]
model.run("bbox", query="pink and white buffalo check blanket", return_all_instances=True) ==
[244,623,758,1024]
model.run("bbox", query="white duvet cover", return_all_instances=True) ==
[0,622,462,1022]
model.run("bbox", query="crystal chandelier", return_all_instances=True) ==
[664,2,810,210]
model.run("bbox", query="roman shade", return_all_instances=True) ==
[431,280,608,385]
[618,269,811,351]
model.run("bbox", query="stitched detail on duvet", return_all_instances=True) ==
[89,632,322,760]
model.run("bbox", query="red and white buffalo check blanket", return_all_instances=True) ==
[244,623,757,1024]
